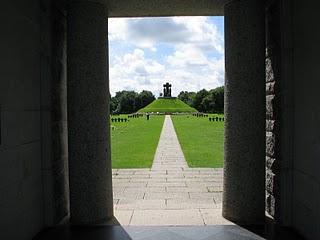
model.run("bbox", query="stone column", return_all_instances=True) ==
[223,0,266,225]
[67,0,113,225]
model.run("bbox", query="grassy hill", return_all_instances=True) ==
[138,98,197,113]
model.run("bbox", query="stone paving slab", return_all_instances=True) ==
[113,192,145,200]
[123,187,166,194]
[166,201,217,210]
[200,209,234,225]
[114,210,134,225]
[116,199,166,210]
[166,186,209,193]
[144,192,190,200]
[113,115,226,226]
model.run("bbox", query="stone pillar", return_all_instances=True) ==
[67,0,113,225]
[223,0,266,225]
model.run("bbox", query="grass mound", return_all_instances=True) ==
[138,98,197,113]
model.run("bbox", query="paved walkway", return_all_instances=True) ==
[113,115,230,226]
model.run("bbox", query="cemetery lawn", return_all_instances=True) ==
[111,115,165,168]
[171,114,224,168]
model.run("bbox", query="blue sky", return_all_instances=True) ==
[108,17,224,97]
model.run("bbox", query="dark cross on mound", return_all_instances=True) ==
[163,82,172,97]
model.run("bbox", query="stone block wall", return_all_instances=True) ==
[265,0,281,220]
[0,1,69,238]
[0,1,47,238]
[40,0,69,226]
[50,1,69,224]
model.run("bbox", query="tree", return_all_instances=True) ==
[110,95,119,113]
[110,87,223,114]
[135,90,155,110]
[201,95,212,113]
[193,89,209,112]
[110,91,126,114]
[211,86,224,113]
[178,91,196,107]
[200,86,224,113]
[110,90,155,114]
[117,91,138,113]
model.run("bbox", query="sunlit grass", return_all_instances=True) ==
[172,114,224,168]
[111,114,165,168]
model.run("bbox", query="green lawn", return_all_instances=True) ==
[171,114,224,168]
[111,115,165,168]
[138,98,197,113]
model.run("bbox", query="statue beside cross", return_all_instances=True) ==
[163,82,172,97]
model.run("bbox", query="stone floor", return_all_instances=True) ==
[34,225,267,240]
[125,226,265,240]
[113,115,230,226]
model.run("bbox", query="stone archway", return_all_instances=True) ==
[67,0,265,226]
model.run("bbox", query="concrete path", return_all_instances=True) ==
[151,115,188,170]
[113,115,230,226]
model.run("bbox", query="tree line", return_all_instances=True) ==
[110,86,224,114]
[178,86,224,113]
[110,90,155,114]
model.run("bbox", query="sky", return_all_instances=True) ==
[108,16,224,97]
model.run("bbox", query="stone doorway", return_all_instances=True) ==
[67,0,266,231]
[108,16,227,226]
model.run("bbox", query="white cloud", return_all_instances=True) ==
[108,17,225,96]
[171,17,224,54]
[109,48,224,97]
[167,44,208,67]
[108,18,127,41]
[164,56,224,96]
[109,49,166,95]
[108,17,223,55]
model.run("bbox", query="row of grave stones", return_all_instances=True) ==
[111,113,145,123]
[128,113,143,118]
[192,113,224,122]
[209,117,224,122]
[111,118,128,122]
[193,113,209,117]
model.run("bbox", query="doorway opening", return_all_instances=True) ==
[108,16,228,226]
